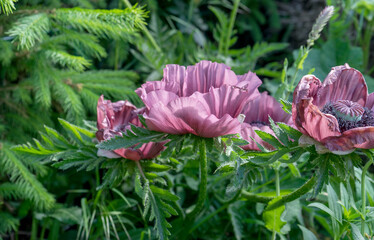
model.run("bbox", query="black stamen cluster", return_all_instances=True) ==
[321,103,374,132]
[250,121,268,127]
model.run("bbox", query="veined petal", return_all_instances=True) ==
[323,126,374,152]
[144,100,197,135]
[135,81,179,102]
[141,90,179,109]
[162,64,186,95]
[242,92,291,124]
[293,99,341,141]
[196,114,240,138]
[236,71,262,92]
[97,95,136,131]
[366,92,374,111]
[316,64,367,107]
[182,60,237,96]
[292,75,322,107]
[195,85,258,119]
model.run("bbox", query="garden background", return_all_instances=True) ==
[1,0,374,239]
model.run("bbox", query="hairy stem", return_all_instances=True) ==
[241,175,317,210]
[187,138,208,221]
[361,156,373,235]
[266,175,316,211]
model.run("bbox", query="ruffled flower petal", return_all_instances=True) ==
[182,61,237,96]
[243,92,291,124]
[366,92,374,111]
[293,99,341,142]
[323,126,374,153]
[315,64,367,107]
[97,95,136,131]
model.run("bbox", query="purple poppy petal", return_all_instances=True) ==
[196,114,240,138]
[243,92,291,124]
[144,100,198,135]
[97,95,136,131]
[182,61,237,96]
[323,126,374,153]
[140,90,179,109]
[293,98,341,142]
[366,92,374,111]
[315,64,368,107]
[292,75,322,108]
[236,71,262,91]
[162,64,186,95]
[194,85,259,119]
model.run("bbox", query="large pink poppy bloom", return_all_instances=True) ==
[135,60,262,138]
[292,64,374,154]
[241,92,293,150]
[96,95,165,161]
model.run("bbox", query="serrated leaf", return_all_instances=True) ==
[150,185,179,202]
[255,130,283,149]
[142,162,171,172]
[277,123,302,141]
[96,125,166,150]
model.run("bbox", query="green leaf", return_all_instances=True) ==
[149,185,180,202]
[96,126,167,150]
[298,225,318,240]
[263,197,286,232]
[350,223,365,240]
[255,130,283,149]
[308,203,337,221]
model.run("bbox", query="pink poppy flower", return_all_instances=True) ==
[240,92,293,150]
[96,95,165,161]
[135,60,262,138]
[292,64,374,154]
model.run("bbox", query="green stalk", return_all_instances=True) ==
[361,156,373,235]
[224,0,240,55]
[122,0,162,53]
[187,139,208,221]
[272,168,281,240]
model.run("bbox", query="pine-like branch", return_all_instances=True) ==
[7,13,50,50]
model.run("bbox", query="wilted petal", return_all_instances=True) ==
[293,99,341,142]
[182,61,237,96]
[366,92,374,111]
[292,75,322,108]
[97,95,136,131]
[315,65,367,107]
[323,126,374,152]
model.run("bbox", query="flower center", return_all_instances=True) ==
[321,100,374,132]
[332,100,364,121]
[250,121,268,127]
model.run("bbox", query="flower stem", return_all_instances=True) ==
[187,138,208,221]
[224,0,240,55]
[361,155,373,235]
[275,168,280,197]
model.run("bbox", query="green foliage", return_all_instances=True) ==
[0,0,16,15]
